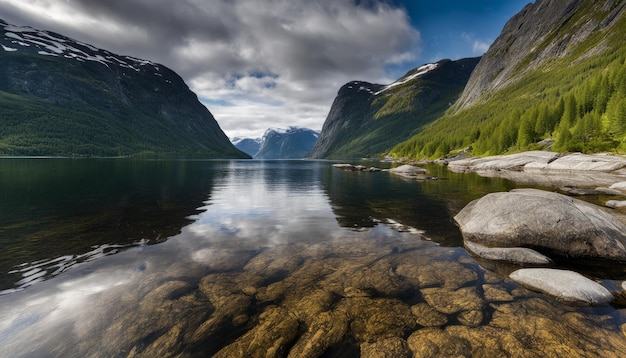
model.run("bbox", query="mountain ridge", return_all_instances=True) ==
[308,57,480,159]
[0,18,248,158]
[391,0,626,159]
[244,127,319,159]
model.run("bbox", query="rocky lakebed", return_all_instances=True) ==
[127,153,626,357]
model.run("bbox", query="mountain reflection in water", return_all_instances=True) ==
[0,159,625,357]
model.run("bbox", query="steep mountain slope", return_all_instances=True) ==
[0,19,248,158]
[392,0,626,159]
[232,137,262,157]
[308,58,480,159]
[254,127,319,159]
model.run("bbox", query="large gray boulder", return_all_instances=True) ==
[454,188,626,261]
[510,268,614,306]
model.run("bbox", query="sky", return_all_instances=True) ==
[0,0,530,139]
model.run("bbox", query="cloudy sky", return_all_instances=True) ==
[0,0,529,139]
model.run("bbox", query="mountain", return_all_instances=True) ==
[0,19,249,158]
[307,58,480,159]
[232,137,262,157]
[391,0,626,159]
[254,127,319,159]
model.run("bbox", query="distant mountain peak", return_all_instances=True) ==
[232,127,320,159]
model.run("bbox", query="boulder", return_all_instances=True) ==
[595,187,625,196]
[606,200,626,209]
[388,165,427,177]
[610,181,626,192]
[525,152,626,172]
[448,151,558,172]
[448,152,626,188]
[454,188,626,261]
[464,241,552,265]
[509,268,614,306]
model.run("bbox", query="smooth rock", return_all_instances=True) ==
[448,151,558,172]
[527,153,626,172]
[509,268,614,305]
[454,188,626,261]
[448,152,626,188]
[464,240,552,265]
[560,186,604,196]
[596,187,625,196]
[333,163,355,170]
[607,200,626,209]
[388,165,427,178]
[610,181,626,192]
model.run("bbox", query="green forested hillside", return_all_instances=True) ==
[0,20,248,158]
[308,58,479,159]
[391,1,626,159]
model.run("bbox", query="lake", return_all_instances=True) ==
[0,158,625,357]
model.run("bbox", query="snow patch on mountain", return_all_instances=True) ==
[231,136,262,146]
[1,19,168,79]
[1,44,17,52]
[263,126,320,139]
[374,63,438,95]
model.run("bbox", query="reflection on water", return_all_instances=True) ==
[0,158,217,291]
[0,159,625,357]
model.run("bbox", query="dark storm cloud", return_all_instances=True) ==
[0,0,420,137]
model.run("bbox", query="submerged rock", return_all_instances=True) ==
[389,165,427,175]
[464,240,552,265]
[607,200,626,209]
[455,188,626,261]
[332,163,381,172]
[411,303,448,327]
[387,165,434,179]
[213,306,299,357]
[360,337,412,358]
[509,268,614,306]
[287,311,348,358]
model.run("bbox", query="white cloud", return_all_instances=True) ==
[0,0,421,138]
[461,32,492,56]
[472,40,491,54]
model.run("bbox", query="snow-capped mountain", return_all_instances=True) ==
[237,127,319,159]
[0,18,248,158]
[231,137,262,157]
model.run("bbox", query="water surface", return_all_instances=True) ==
[0,159,624,357]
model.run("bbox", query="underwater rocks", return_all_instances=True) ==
[333,163,437,179]
[72,230,626,357]
[332,163,381,172]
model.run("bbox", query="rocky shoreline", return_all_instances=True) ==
[335,153,626,307]
[445,151,626,305]
[447,151,626,190]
